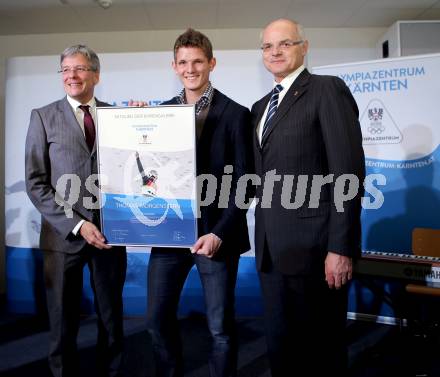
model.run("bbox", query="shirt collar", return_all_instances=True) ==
[175,81,214,115]
[274,65,305,93]
[67,95,96,111]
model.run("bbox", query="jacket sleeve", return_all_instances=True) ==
[318,76,366,257]
[25,108,84,240]
[211,107,254,241]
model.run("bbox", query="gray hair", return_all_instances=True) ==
[60,44,100,72]
[295,22,306,40]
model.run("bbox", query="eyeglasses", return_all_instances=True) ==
[58,66,95,74]
[261,40,304,53]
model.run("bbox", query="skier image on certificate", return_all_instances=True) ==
[135,151,158,197]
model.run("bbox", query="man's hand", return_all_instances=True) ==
[191,233,222,258]
[79,221,111,250]
[128,99,148,107]
[324,252,352,289]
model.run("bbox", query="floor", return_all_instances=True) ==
[1,308,440,377]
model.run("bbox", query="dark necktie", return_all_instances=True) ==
[262,84,283,140]
[79,105,96,151]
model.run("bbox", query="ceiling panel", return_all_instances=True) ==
[73,3,151,31]
[287,6,356,27]
[418,9,440,18]
[0,8,82,35]
[363,0,438,8]
[0,0,61,11]
[143,0,217,3]
[291,0,364,6]
[146,3,217,30]
[0,0,439,35]
[0,0,118,11]
[218,1,290,28]
[344,8,426,27]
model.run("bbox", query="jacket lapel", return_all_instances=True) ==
[261,69,310,146]
[199,90,227,145]
[59,96,90,154]
[253,92,272,151]
[93,98,109,154]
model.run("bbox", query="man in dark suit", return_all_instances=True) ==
[146,29,253,377]
[251,19,365,376]
[25,45,126,377]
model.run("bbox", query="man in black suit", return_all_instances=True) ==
[146,29,253,377]
[251,19,365,376]
[25,45,126,377]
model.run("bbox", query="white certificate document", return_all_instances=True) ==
[96,105,197,247]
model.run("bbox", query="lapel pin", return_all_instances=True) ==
[294,91,299,96]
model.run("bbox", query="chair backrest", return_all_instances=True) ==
[412,227,440,258]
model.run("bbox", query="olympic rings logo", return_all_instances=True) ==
[368,125,385,134]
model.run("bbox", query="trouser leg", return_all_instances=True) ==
[89,246,127,377]
[146,249,193,377]
[197,253,240,377]
[44,250,84,377]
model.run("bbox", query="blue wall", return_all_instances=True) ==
[6,246,263,317]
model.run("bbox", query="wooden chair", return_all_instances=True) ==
[404,228,440,376]
[406,227,440,296]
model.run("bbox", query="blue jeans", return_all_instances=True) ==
[146,248,239,377]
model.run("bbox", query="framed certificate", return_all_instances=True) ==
[96,105,197,247]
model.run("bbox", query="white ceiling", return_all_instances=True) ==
[0,0,439,35]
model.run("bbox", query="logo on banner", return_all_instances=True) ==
[368,108,383,122]
[360,99,402,145]
[139,134,151,145]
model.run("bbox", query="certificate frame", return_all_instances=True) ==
[96,105,197,247]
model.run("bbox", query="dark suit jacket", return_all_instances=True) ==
[251,69,365,275]
[163,89,253,255]
[25,96,108,254]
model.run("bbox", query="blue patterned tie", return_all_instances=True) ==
[262,84,283,140]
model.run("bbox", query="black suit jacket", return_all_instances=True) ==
[163,89,253,255]
[251,69,365,275]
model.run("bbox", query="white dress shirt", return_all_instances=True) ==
[257,65,306,144]
[66,95,97,136]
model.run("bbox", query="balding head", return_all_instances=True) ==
[260,18,308,82]
[262,19,305,43]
